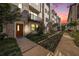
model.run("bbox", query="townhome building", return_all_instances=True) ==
[68,3,79,30]
[4,3,42,38]
[51,10,61,31]
[4,3,56,38]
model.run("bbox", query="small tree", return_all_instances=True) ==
[0,3,21,23]
[0,3,21,33]
[68,21,77,31]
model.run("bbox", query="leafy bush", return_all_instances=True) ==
[0,33,22,56]
[69,31,79,47]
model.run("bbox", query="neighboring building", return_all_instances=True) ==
[41,3,50,33]
[51,10,61,31]
[68,3,79,30]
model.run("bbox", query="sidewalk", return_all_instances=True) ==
[54,33,79,56]
[16,37,53,56]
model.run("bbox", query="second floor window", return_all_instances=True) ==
[45,9,47,13]
[29,11,37,20]
[18,3,22,9]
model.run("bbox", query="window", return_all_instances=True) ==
[46,18,49,22]
[45,9,47,13]
[17,25,20,31]
[36,24,38,28]
[18,3,22,9]
[48,11,50,15]
[31,24,35,31]
[31,24,39,31]
[29,11,37,20]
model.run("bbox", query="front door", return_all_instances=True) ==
[16,23,23,37]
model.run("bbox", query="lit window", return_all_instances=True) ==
[31,24,35,31]
[18,4,22,9]
[17,25,20,31]
[36,24,38,28]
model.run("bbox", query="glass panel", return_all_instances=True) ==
[17,25,20,31]
[18,3,22,9]
[36,24,38,28]
[31,24,35,31]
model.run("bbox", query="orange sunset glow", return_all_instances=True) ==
[53,3,70,25]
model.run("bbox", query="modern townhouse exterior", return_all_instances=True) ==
[42,3,50,33]
[4,3,55,38]
[51,10,61,31]
[4,3,42,38]
[68,3,79,30]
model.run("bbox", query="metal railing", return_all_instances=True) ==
[38,32,63,52]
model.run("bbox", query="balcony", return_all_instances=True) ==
[28,14,42,22]
[29,3,40,14]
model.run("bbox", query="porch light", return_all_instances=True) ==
[18,3,22,9]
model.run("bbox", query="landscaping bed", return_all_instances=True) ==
[38,32,63,52]
[0,33,22,56]
[26,31,63,52]
[26,33,52,43]
[68,31,79,47]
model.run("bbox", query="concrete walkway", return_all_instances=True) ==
[16,37,53,56]
[54,33,79,56]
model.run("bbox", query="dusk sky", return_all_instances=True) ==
[53,3,71,24]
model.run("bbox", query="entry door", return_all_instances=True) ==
[16,23,23,37]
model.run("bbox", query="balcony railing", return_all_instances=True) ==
[29,14,42,22]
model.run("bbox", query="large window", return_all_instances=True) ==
[31,24,35,31]
[31,24,39,31]
[45,9,47,13]
[46,18,49,22]
[29,11,37,20]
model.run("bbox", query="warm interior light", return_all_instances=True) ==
[36,24,38,28]
[31,24,35,31]
[24,25,30,35]
[17,25,20,31]
[18,3,22,9]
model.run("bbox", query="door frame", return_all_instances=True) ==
[14,21,24,38]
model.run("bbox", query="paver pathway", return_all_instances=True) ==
[16,37,53,56]
[54,33,79,56]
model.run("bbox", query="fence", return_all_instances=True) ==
[38,32,63,52]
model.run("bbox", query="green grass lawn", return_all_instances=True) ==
[68,31,79,47]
